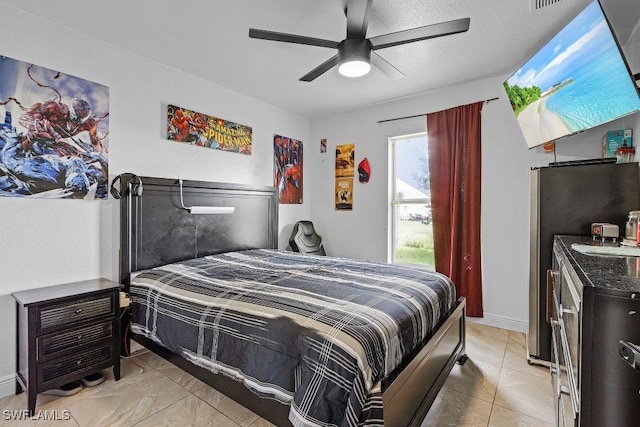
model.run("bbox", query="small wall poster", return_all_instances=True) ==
[335,143,355,210]
[335,177,353,210]
[0,55,110,199]
[274,134,303,204]
[320,138,327,153]
[167,105,252,155]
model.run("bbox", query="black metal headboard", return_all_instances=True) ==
[118,176,278,286]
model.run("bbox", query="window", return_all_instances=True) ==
[389,132,434,267]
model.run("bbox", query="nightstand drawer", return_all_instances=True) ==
[38,320,114,360]
[39,345,112,385]
[39,294,113,331]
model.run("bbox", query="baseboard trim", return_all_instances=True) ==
[0,373,15,399]
[467,313,528,333]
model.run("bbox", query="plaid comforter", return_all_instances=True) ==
[129,249,455,427]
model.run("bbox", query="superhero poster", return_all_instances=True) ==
[273,134,303,204]
[167,105,252,155]
[0,55,109,199]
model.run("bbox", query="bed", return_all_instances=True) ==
[118,176,466,427]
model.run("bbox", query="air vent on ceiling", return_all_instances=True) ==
[532,0,563,10]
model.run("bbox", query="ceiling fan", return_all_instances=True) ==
[249,0,470,82]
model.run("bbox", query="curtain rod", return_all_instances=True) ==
[376,97,500,124]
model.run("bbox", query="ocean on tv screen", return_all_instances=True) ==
[504,0,640,148]
[545,49,638,133]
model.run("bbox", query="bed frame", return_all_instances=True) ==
[118,175,467,427]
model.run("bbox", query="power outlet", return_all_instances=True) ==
[119,291,131,308]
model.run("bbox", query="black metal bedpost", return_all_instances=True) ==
[457,297,468,365]
[118,174,135,357]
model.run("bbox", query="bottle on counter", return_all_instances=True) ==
[615,140,635,163]
[626,210,640,241]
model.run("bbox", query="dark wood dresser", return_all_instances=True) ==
[551,236,640,427]
[12,278,122,415]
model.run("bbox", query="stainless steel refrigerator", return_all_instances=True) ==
[528,160,640,363]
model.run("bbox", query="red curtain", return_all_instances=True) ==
[427,102,483,317]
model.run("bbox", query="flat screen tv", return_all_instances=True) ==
[504,0,640,149]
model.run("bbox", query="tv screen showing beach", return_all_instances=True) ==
[504,0,640,148]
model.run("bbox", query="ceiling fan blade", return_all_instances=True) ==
[346,0,372,39]
[370,17,470,50]
[249,28,339,49]
[371,53,405,80]
[299,55,340,82]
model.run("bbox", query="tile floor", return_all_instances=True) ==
[422,322,554,426]
[0,323,553,426]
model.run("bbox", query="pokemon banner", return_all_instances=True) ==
[335,143,354,210]
[167,105,252,155]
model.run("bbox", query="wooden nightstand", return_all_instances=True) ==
[12,278,122,415]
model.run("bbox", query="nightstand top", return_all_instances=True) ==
[12,278,121,306]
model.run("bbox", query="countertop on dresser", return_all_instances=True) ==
[555,235,640,295]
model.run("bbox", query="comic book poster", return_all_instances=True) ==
[0,55,109,199]
[274,134,303,204]
[335,177,353,210]
[167,105,252,155]
[335,143,354,210]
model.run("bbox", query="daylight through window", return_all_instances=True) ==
[389,133,434,267]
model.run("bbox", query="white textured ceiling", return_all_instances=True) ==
[1,0,637,118]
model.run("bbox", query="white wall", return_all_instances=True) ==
[309,76,640,334]
[620,16,640,78]
[0,4,310,398]
[626,33,640,75]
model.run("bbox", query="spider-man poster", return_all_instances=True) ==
[274,134,303,204]
[167,105,252,155]
[0,55,109,199]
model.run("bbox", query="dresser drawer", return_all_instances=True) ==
[38,294,114,332]
[591,293,640,391]
[37,320,114,360]
[39,345,113,386]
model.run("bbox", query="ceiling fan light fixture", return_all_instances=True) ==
[249,3,470,82]
[338,60,371,78]
[337,38,372,78]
